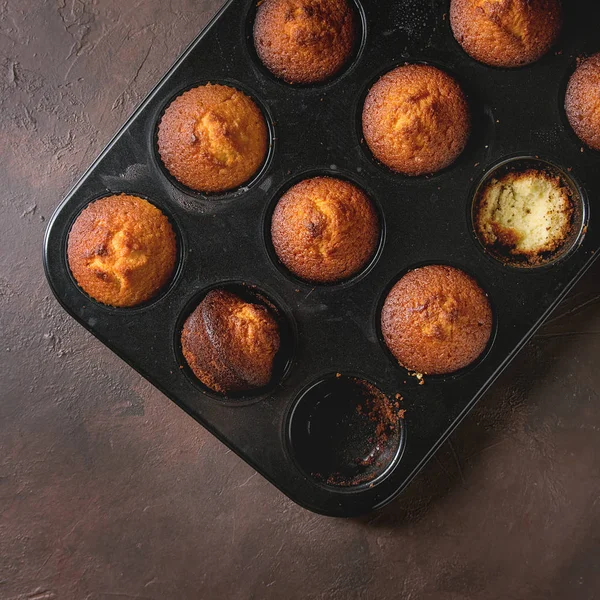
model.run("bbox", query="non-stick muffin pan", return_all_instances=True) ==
[44,0,600,517]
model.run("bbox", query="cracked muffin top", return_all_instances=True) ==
[270,176,379,283]
[565,53,600,151]
[450,0,563,68]
[362,64,470,176]
[381,265,493,375]
[181,289,281,394]
[253,0,357,84]
[67,194,177,307]
[157,84,268,193]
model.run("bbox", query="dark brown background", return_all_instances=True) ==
[2,1,600,599]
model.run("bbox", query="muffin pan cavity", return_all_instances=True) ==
[471,156,587,269]
[376,263,498,381]
[288,375,404,489]
[263,169,386,288]
[175,282,297,403]
[354,60,492,181]
[245,0,367,88]
[152,80,276,202]
[44,0,600,516]
[64,193,186,313]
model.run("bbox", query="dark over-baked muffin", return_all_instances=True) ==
[270,177,379,283]
[181,289,281,394]
[157,84,268,193]
[362,64,470,176]
[381,265,493,375]
[450,0,563,68]
[474,169,575,265]
[565,53,600,151]
[67,195,177,307]
[253,0,356,84]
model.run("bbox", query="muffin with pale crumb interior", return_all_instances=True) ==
[474,169,575,266]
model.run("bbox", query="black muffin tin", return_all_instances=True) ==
[44,0,600,517]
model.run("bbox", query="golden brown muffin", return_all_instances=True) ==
[381,265,493,375]
[157,84,268,193]
[181,289,281,394]
[253,0,356,85]
[271,177,379,283]
[450,0,563,68]
[67,195,177,308]
[474,169,575,265]
[565,53,600,151]
[362,65,470,176]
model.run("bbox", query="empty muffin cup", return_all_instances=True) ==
[288,375,404,488]
[472,157,586,268]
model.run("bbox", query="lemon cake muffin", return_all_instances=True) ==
[67,194,177,307]
[449,0,563,68]
[381,265,493,375]
[271,176,379,283]
[157,84,268,193]
[474,169,575,265]
[362,64,470,176]
[181,289,281,394]
[565,53,600,151]
[253,0,357,84]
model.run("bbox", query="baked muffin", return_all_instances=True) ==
[271,177,379,283]
[474,169,575,265]
[565,53,600,151]
[253,0,356,84]
[381,265,493,375]
[157,84,268,193]
[67,195,177,307]
[450,0,563,68]
[181,289,281,394]
[362,65,470,176]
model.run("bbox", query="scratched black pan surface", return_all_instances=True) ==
[44,0,600,517]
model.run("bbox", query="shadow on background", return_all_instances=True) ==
[357,257,600,528]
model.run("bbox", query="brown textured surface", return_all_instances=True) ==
[253,0,356,84]
[362,64,470,176]
[157,84,268,192]
[450,0,563,68]
[565,53,600,151]
[181,289,280,393]
[2,1,600,599]
[67,194,177,307]
[381,265,493,374]
[271,176,379,283]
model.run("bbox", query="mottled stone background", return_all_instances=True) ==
[1,2,599,599]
